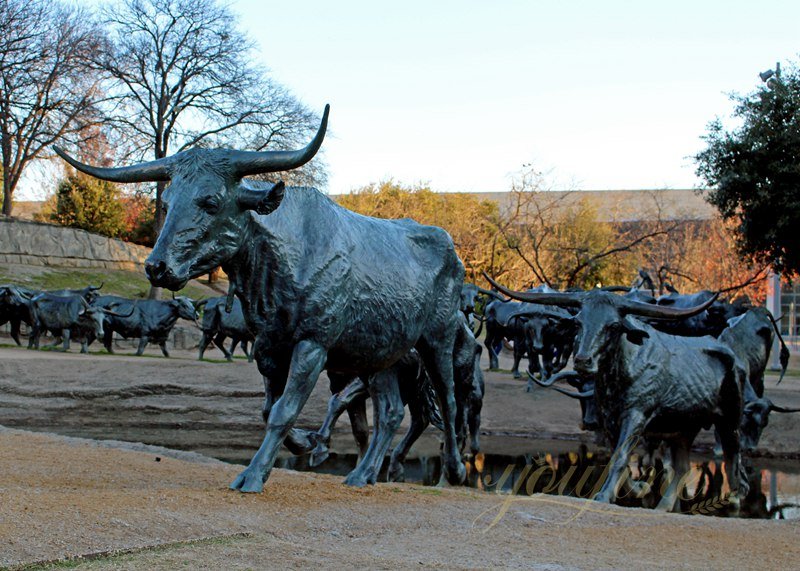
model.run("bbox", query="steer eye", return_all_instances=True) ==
[196,195,221,214]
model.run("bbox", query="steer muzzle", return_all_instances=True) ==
[145,259,188,290]
[572,353,597,375]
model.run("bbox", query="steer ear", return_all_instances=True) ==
[237,181,285,215]
[622,319,649,345]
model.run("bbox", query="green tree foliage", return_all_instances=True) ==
[696,63,800,275]
[337,181,502,282]
[49,172,126,238]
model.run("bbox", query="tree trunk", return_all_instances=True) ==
[147,179,168,299]
[2,134,12,216]
[2,180,10,216]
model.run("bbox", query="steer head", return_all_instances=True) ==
[741,396,800,451]
[79,301,134,338]
[54,106,330,291]
[484,273,718,376]
[172,296,199,321]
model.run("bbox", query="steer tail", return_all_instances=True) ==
[422,378,445,432]
[766,312,790,385]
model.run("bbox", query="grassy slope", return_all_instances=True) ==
[0,264,222,301]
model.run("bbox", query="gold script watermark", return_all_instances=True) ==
[470,438,736,531]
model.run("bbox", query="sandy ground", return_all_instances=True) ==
[1,427,799,570]
[1,343,799,568]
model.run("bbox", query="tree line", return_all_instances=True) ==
[340,179,769,301]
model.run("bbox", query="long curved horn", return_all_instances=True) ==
[484,272,583,308]
[230,105,329,177]
[598,285,631,292]
[53,146,171,183]
[551,385,595,399]
[102,306,135,318]
[527,369,582,388]
[617,292,719,319]
[477,286,506,301]
[89,282,104,291]
[770,402,800,413]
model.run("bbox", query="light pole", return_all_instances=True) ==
[760,62,786,370]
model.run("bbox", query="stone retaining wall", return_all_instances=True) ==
[0,217,150,271]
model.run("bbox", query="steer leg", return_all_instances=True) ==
[61,330,71,352]
[231,340,326,493]
[467,360,485,455]
[594,410,646,503]
[198,331,213,360]
[511,337,525,379]
[347,397,370,460]
[309,377,367,467]
[344,369,404,487]
[656,434,695,512]
[717,421,748,513]
[213,334,232,361]
[388,394,429,482]
[103,329,114,354]
[159,340,170,358]
[417,337,466,486]
[526,356,542,392]
[136,336,149,356]
[484,324,500,370]
[10,319,21,346]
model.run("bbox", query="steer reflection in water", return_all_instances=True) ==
[54,105,468,492]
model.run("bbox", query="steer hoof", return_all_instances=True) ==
[308,441,330,468]
[230,467,265,493]
[343,471,371,488]
[387,461,405,483]
[593,490,614,503]
[513,371,521,379]
[444,460,466,486]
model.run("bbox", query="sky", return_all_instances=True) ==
[17,0,800,199]
[225,0,800,194]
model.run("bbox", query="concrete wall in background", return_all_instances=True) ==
[0,217,150,271]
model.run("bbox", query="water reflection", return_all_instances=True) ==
[276,444,799,520]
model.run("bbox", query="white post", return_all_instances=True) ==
[766,272,782,370]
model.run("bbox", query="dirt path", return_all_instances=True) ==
[1,345,800,568]
[1,427,799,570]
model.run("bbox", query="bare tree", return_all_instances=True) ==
[497,168,679,289]
[95,0,325,233]
[0,0,104,216]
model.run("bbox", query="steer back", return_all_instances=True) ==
[230,190,465,372]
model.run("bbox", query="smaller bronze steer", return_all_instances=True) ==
[485,273,749,512]
[197,296,255,362]
[94,296,198,357]
[28,293,130,352]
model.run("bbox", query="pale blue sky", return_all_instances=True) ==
[20,0,800,199]
[229,0,800,194]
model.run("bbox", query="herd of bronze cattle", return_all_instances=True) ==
[1,105,798,512]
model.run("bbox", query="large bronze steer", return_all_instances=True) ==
[486,274,749,511]
[55,105,467,492]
